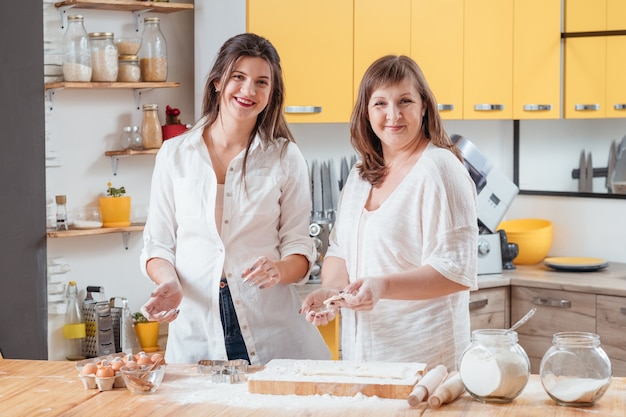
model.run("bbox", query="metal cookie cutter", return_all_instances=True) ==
[198,359,249,384]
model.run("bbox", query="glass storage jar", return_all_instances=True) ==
[139,17,167,82]
[117,54,141,82]
[62,15,92,82]
[459,329,530,403]
[540,332,612,407]
[141,104,163,149]
[89,32,118,82]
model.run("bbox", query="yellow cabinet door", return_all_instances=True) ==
[247,0,353,123]
[564,0,606,32]
[513,0,561,119]
[411,0,464,120]
[606,36,626,118]
[607,0,626,30]
[354,0,411,98]
[564,37,606,119]
[463,0,513,119]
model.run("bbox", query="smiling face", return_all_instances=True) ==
[367,78,426,154]
[216,56,272,126]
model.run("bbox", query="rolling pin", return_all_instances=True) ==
[427,371,465,408]
[407,364,448,407]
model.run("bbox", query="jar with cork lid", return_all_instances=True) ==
[141,104,163,149]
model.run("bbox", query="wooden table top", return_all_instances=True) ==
[1,359,625,417]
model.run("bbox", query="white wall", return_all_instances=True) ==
[44,1,194,359]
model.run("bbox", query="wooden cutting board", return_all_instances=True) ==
[247,359,427,399]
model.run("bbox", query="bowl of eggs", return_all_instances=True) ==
[119,352,166,394]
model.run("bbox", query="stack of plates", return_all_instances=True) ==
[543,257,609,272]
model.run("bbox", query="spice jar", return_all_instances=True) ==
[139,17,167,82]
[89,32,118,82]
[129,126,143,150]
[141,104,163,149]
[540,332,612,407]
[459,329,530,403]
[117,54,141,82]
[62,15,92,82]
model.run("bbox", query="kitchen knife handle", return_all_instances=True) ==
[474,104,504,111]
[469,299,488,310]
[614,104,626,110]
[437,104,454,111]
[285,106,322,114]
[532,297,571,308]
[574,104,600,111]
[523,104,552,111]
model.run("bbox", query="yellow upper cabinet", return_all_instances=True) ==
[565,0,606,32]
[354,0,411,99]
[564,37,606,119]
[411,0,464,120]
[463,0,513,119]
[247,0,353,123]
[513,0,561,119]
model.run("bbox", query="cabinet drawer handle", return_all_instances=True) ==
[474,104,504,111]
[574,104,600,111]
[620,307,626,316]
[523,104,552,111]
[614,104,626,110]
[469,299,488,310]
[437,104,454,111]
[284,106,322,114]
[532,297,571,308]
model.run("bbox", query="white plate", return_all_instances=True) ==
[544,257,609,272]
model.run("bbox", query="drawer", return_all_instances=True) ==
[596,294,626,377]
[511,286,596,372]
[469,287,510,330]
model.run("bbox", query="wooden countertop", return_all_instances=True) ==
[1,359,625,416]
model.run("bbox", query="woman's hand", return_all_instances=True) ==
[300,288,342,326]
[338,277,387,311]
[241,256,282,289]
[140,279,183,323]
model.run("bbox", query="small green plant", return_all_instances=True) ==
[106,182,126,197]
[132,312,149,324]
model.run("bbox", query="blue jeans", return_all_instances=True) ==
[219,280,250,363]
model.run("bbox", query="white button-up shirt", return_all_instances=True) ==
[140,126,330,365]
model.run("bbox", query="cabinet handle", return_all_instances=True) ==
[574,104,600,111]
[614,104,626,110]
[523,104,552,111]
[532,297,571,308]
[437,104,454,111]
[285,106,322,114]
[620,307,626,316]
[469,299,488,310]
[474,104,504,111]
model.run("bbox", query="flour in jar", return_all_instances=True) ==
[544,377,609,403]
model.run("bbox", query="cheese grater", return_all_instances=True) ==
[82,286,121,357]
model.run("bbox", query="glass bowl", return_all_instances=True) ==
[72,207,102,229]
[115,37,142,55]
[119,364,166,394]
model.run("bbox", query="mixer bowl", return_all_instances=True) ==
[497,219,553,265]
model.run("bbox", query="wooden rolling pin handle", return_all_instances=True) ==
[407,364,448,407]
[427,371,465,408]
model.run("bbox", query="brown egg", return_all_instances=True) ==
[95,361,115,378]
[150,353,165,364]
[110,358,124,371]
[81,362,98,375]
[124,360,139,370]
[136,353,153,366]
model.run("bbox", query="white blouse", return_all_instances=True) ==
[140,124,330,365]
[327,143,478,369]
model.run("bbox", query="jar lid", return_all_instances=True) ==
[123,126,133,132]
[56,195,67,204]
[89,32,115,39]
[144,17,161,23]
[118,54,139,62]
[143,104,158,110]
[67,15,84,21]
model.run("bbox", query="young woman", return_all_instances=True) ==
[301,55,478,370]
[140,33,330,365]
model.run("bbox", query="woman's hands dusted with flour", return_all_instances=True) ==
[241,256,282,289]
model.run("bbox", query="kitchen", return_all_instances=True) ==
[2,0,626,413]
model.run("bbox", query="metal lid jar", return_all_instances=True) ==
[459,329,530,403]
[139,17,167,82]
[117,54,141,82]
[89,32,118,82]
[141,104,163,150]
[62,15,92,81]
[540,332,612,406]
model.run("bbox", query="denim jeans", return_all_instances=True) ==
[219,280,250,363]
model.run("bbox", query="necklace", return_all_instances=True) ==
[206,130,228,170]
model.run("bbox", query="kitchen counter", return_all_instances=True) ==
[1,359,625,416]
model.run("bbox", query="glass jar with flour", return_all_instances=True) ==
[459,329,530,403]
[540,332,612,407]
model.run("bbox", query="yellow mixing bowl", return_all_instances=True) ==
[497,218,553,265]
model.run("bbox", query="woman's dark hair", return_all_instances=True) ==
[350,55,461,185]
[198,33,294,171]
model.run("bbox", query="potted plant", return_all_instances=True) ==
[98,182,131,228]
[161,105,188,141]
[132,312,160,352]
